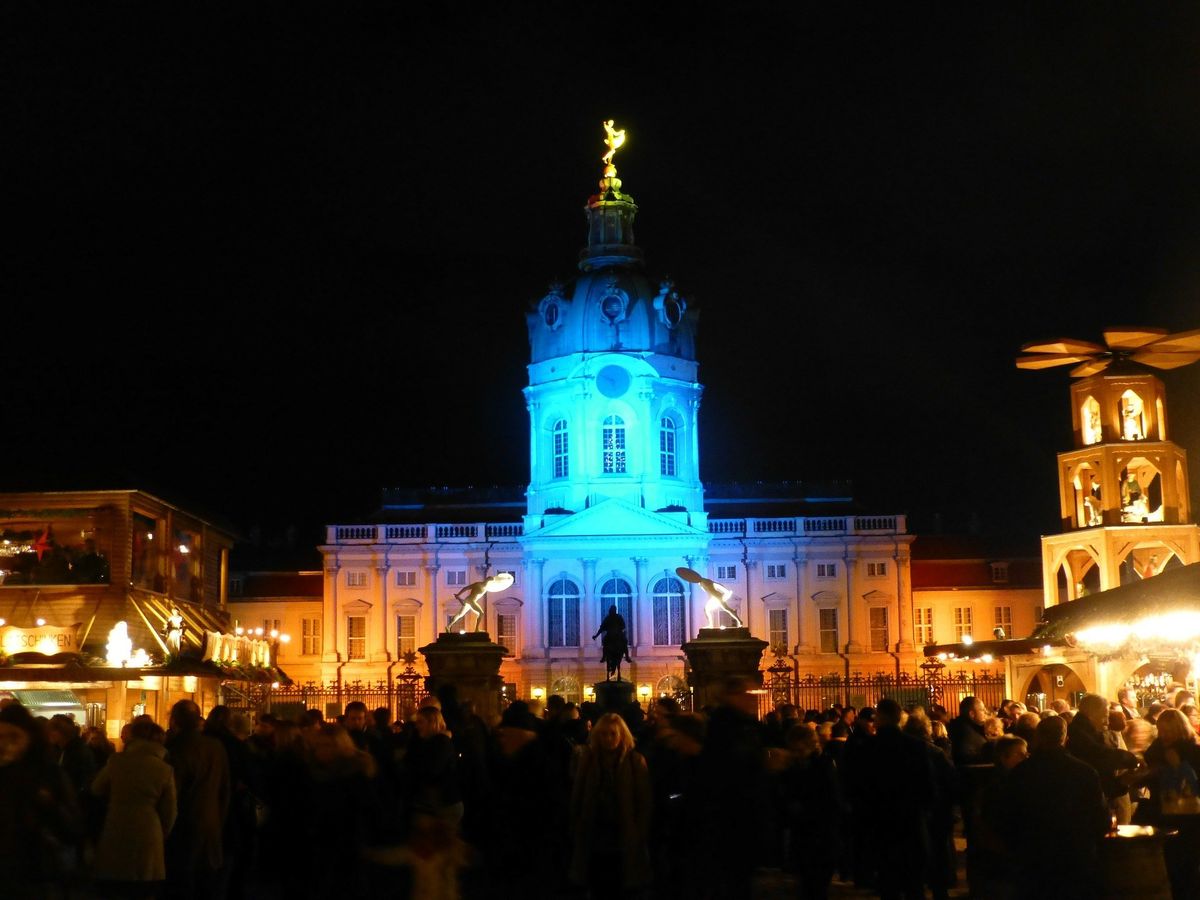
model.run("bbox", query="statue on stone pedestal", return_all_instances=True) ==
[593,604,632,681]
[446,571,515,633]
[676,567,744,628]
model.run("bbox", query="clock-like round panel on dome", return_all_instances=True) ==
[596,365,631,398]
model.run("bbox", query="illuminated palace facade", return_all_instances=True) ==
[272,155,916,702]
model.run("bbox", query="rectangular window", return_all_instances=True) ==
[553,423,569,479]
[869,607,889,652]
[991,562,1010,584]
[262,618,281,636]
[301,617,321,656]
[995,606,1012,632]
[346,571,367,588]
[816,563,837,578]
[766,563,787,579]
[446,570,467,587]
[346,615,366,660]
[954,607,973,642]
[716,565,737,581]
[602,419,627,474]
[395,570,417,587]
[768,608,788,653]
[497,613,517,656]
[396,615,416,658]
[915,607,933,646]
[867,562,888,577]
[660,422,677,476]
[819,608,839,653]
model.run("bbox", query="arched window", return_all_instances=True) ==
[550,675,582,704]
[602,415,627,474]
[660,418,677,476]
[1081,396,1102,445]
[547,578,580,647]
[552,419,569,479]
[599,577,634,644]
[1119,390,1145,441]
[652,576,686,646]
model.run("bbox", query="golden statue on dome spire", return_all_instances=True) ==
[601,119,626,175]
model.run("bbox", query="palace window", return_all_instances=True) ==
[395,570,417,587]
[954,607,973,642]
[660,418,677,476]
[396,615,416,657]
[497,614,517,656]
[768,608,788,653]
[446,570,467,587]
[547,578,580,647]
[819,608,839,653]
[995,606,1012,633]
[869,607,889,652]
[602,415,627,474]
[816,563,837,578]
[346,571,367,588]
[346,615,366,660]
[915,608,933,646]
[652,576,686,646]
[301,617,321,656]
[766,563,787,579]
[599,577,635,644]
[716,565,737,581]
[867,562,888,577]
[553,419,569,479]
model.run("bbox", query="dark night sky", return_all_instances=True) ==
[5,4,1200,548]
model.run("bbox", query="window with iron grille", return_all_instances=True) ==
[652,577,686,646]
[547,579,580,647]
[553,419,569,479]
[602,415,627,474]
[346,616,366,660]
[819,608,839,653]
[768,608,788,653]
[301,617,320,656]
[869,606,889,652]
[396,615,415,657]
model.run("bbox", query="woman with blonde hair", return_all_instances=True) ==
[405,706,462,828]
[569,712,652,895]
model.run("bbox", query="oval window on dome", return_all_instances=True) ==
[544,303,559,328]
[664,297,682,326]
[601,294,625,323]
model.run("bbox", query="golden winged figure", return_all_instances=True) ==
[602,119,626,167]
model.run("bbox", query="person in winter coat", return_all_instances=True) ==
[569,712,652,895]
[91,715,177,898]
[164,699,230,900]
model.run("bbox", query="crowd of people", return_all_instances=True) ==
[0,680,1197,900]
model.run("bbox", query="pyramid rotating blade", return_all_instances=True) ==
[1069,358,1112,377]
[1145,328,1200,353]
[1016,354,1094,370]
[1103,327,1167,350]
[1021,338,1106,355]
[1131,350,1200,370]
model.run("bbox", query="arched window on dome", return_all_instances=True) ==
[547,578,580,647]
[599,577,634,644]
[552,419,569,479]
[652,576,686,646]
[602,415,627,474]
[660,418,677,477]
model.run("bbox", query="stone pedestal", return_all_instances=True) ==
[681,627,769,710]
[592,678,636,713]
[419,632,506,720]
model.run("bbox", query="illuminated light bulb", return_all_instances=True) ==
[0,618,6,627]
[270,629,278,639]
[146,533,154,540]
[279,634,291,644]
[980,654,994,663]
[961,635,974,646]
[254,627,263,636]
[178,544,189,554]
[271,682,280,690]
[235,626,244,636]
[1042,645,1052,655]
[35,618,45,627]
[937,652,947,661]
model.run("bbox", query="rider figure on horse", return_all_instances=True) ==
[593,604,633,680]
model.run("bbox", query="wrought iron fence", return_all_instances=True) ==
[760,663,1008,718]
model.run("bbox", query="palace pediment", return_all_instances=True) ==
[525,498,706,539]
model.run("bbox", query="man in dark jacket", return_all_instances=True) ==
[995,716,1109,900]
[1068,693,1138,822]
[947,696,988,767]
[165,700,230,900]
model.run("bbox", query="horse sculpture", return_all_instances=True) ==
[593,604,632,681]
